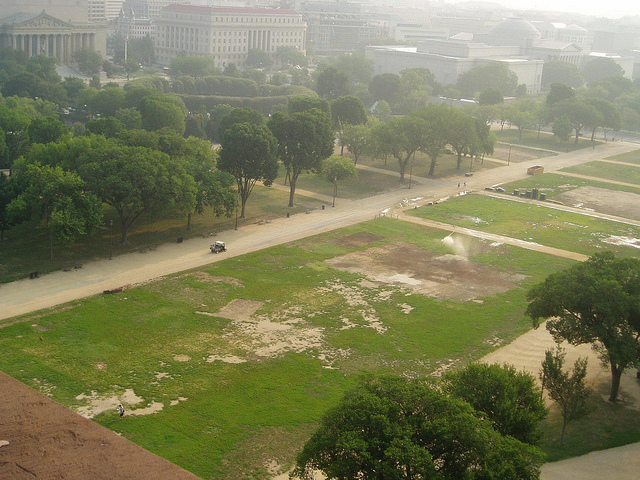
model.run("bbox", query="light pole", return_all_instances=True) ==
[508,143,512,166]
[408,152,415,189]
[109,220,113,260]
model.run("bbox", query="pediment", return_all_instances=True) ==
[16,12,73,29]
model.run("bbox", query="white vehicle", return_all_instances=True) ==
[210,241,227,253]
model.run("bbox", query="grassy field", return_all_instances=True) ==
[494,129,601,152]
[561,160,640,185]
[356,149,502,179]
[606,148,640,165]
[408,194,640,258]
[498,173,640,198]
[0,218,576,479]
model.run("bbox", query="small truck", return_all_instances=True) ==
[210,241,227,253]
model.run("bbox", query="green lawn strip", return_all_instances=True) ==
[560,160,640,185]
[542,382,640,462]
[0,218,574,478]
[498,173,640,198]
[494,129,599,152]
[274,162,406,200]
[356,150,500,180]
[605,148,640,165]
[407,194,640,258]
[0,184,322,284]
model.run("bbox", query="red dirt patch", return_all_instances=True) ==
[0,372,199,480]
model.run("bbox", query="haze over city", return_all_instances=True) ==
[449,0,639,19]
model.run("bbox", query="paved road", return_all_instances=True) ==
[0,140,634,322]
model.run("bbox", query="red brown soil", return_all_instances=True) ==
[0,372,200,480]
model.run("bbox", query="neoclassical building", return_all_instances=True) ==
[0,0,106,65]
[155,4,306,68]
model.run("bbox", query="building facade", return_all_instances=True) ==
[155,5,306,67]
[0,11,107,64]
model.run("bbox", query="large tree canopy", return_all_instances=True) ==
[293,376,545,480]
[217,122,278,218]
[456,62,518,97]
[526,252,640,402]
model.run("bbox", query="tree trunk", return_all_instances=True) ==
[49,232,54,261]
[186,212,192,230]
[120,225,129,244]
[288,178,297,207]
[428,157,437,177]
[398,159,406,182]
[456,151,462,169]
[560,417,567,445]
[574,131,580,144]
[609,363,623,402]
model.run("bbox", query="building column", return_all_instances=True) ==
[89,32,95,50]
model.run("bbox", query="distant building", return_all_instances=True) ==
[117,5,154,39]
[155,4,306,67]
[0,0,107,64]
[88,0,126,22]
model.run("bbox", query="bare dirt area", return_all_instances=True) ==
[0,372,200,480]
[492,143,556,163]
[326,242,525,302]
[554,185,640,221]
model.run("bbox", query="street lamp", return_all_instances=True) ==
[109,220,113,260]
[508,143,512,166]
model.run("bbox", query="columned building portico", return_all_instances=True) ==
[0,11,106,65]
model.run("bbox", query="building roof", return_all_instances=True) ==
[0,12,38,25]
[164,4,300,15]
[489,17,541,40]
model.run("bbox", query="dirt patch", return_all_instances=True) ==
[326,242,524,302]
[492,143,556,162]
[334,232,385,247]
[554,185,640,221]
[173,354,191,362]
[216,299,264,321]
[74,388,162,419]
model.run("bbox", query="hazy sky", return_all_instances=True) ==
[450,0,639,19]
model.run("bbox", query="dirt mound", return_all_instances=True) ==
[0,372,199,480]
[326,243,524,302]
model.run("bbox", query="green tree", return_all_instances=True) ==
[139,96,186,134]
[412,104,452,177]
[287,95,330,115]
[27,117,68,145]
[372,99,391,121]
[78,143,195,243]
[73,48,103,76]
[330,95,367,154]
[181,137,235,229]
[205,104,234,142]
[552,97,600,143]
[582,57,624,84]
[85,117,125,138]
[339,123,373,165]
[26,55,61,83]
[89,86,126,117]
[217,123,279,218]
[443,363,547,445]
[292,376,545,480]
[526,252,640,402]
[218,107,266,140]
[335,53,374,85]
[586,97,622,140]
[546,83,575,107]
[0,172,18,240]
[62,76,86,101]
[552,116,572,143]
[114,107,143,130]
[170,56,217,78]
[316,67,350,100]
[369,73,401,105]
[245,49,273,69]
[478,87,504,106]
[506,98,537,141]
[542,60,584,89]
[456,62,518,97]
[321,155,357,206]
[270,72,287,86]
[447,110,479,170]
[374,115,427,182]
[8,163,102,259]
[540,348,591,445]
[0,106,31,168]
[268,109,334,207]
[274,46,307,68]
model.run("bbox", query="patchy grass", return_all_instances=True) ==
[0,218,574,479]
[498,173,640,198]
[407,194,640,258]
[494,129,599,153]
[606,148,640,165]
[542,381,640,462]
[561,161,640,186]
[356,150,501,180]
[0,185,322,284]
